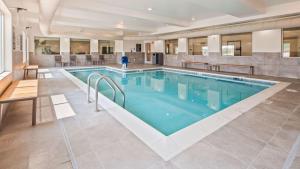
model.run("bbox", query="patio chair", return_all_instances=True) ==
[92,54,98,65]
[99,55,105,65]
[70,55,77,66]
[85,55,92,65]
[54,55,62,67]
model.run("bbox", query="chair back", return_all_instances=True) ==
[99,55,105,60]
[55,55,62,62]
[86,54,92,61]
[70,55,77,62]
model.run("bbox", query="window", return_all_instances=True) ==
[145,43,152,61]
[283,43,291,58]
[0,12,3,73]
[70,39,90,54]
[34,37,60,55]
[99,40,114,54]
[136,44,142,52]
[188,37,208,56]
[222,45,234,56]
[165,39,178,55]
[283,28,300,58]
[221,33,252,56]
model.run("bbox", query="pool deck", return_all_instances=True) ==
[0,64,299,169]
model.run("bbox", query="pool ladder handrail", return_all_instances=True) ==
[87,72,125,111]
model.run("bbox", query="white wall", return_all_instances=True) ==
[252,29,282,53]
[90,39,98,53]
[22,32,30,64]
[208,35,220,53]
[26,25,42,53]
[153,40,165,53]
[114,40,124,52]
[123,40,144,52]
[178,38,188,53]
[28,34,35,53]
[60,37,70,53]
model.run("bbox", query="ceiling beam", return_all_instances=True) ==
[50,25,124,38]
[187,0,266,17]
[39,0,61,35]
[240,0,266,13]
[59,0,190,27]
[52,16,156,32]
[56,8,157,31]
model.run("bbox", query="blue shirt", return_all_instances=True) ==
[121,56,128,64]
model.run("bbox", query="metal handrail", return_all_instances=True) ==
[95,75,126,109]
[103,76,126,108]
[95,76,116,111]
[87,72,126,111]
[87,72,102,103]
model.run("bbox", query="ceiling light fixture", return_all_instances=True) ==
[192,17,196,21]
[147,7,152,11]
[9,7,28,26]
[116,24,124,29]
[9,7,27,12]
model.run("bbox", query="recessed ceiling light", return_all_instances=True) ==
[147,7,152,11]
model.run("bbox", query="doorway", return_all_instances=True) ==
[145,43,152,64]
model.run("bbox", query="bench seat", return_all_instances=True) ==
[0,80,38,125]
[181,61,211,70]
[24,65,39,79]
[214,64,254,75]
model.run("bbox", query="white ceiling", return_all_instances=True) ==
[4,0,300,39]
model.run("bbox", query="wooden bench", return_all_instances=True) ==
[214,64,254,75]
[181,61,212,70]
[24,65,39,79]
[0,80,38,126]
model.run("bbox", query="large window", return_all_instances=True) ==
[165,39,178,55]
[188,37,208,56]
[99,40,114,54]
[34,37,60,55]
[221,33,252,56]
[0,12,3,73]
[283,28,300,58]
[70,39,90,54]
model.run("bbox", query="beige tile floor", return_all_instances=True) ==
[0,64,299,169]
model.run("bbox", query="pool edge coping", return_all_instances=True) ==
[60,66,290,161]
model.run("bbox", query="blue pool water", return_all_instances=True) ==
[69,68,273,136]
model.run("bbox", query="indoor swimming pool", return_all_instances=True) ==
[68,67,274,136]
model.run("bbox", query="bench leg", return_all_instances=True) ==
[23,70,26,80]
[32,98,37,126]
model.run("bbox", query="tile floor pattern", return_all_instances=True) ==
[0,65,299,169]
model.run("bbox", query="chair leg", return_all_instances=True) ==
[32,98,37,126]
[23,69,26,80]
